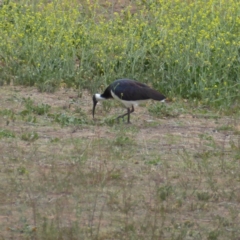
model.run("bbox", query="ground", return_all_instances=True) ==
[0,85,240,239]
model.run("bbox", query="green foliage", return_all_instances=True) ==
[114,135,134,146]
[0,0,239,108]
[21,131,39,141]
[216,125,234,131]
[102,100,114,113]
[0,109,16,123]
[145,157,162,166]
[197,191,211,201]
[157,185,173,201]
[101,116,116,126]
[17,166,28,175]
[148,102,182,118]
[208,230,220,240]
[50,113,86,127]
[22,97,51,115]
[0,128,15,138]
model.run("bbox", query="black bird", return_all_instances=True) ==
[92,79,166,123]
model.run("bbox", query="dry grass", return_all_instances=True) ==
[0,86,240,239]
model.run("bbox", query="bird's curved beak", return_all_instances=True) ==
[92,95,98,119]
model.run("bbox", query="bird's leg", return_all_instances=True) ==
[116,111,129,123]
[116,106,134,124]
[127,106,134,123]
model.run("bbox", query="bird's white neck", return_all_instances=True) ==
[95,94,106,101]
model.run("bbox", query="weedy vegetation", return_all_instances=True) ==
[0,0,240,239]
[0,0,239,108]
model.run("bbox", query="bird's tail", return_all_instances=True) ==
[148,89,166,101]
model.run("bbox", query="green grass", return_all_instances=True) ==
[0,0,239,110]
[0,128,15,138]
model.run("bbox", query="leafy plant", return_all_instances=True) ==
[157,185,173,201]
[21,131,39,142]
[197,191,211,201]
[148,103,182,118]
[50,113,86,127]
[22,97,51,115]
[0,129,15,138]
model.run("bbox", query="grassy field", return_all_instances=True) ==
[0,0,240,239]
[0,86,240,239]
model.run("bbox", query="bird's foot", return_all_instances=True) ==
[116,116,129,124]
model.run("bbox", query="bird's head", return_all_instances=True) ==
[92,94,106,119]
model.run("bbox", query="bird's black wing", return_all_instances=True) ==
[111,79,165,101]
